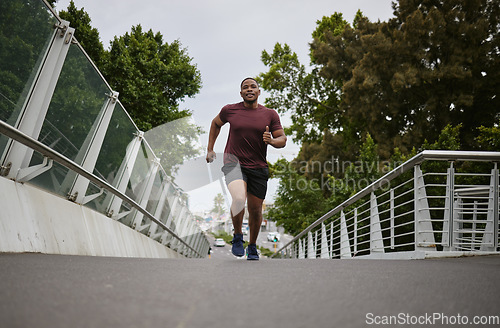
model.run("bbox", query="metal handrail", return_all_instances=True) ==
[272,150,500,257]
[0,119,203,258]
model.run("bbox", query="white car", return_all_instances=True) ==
[267,232,281,242]
[214,238,226,247]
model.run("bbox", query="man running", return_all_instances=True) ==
[206,77,287,260]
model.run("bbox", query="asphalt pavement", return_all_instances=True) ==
[1,253,499,328]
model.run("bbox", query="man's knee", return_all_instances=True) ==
[247,203,262,217]
[232,196,245,209]
[231,194,246,215]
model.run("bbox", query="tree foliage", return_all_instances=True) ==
[261,0,500,236]
[476,120,500,150]
[102,25,202,131]
[58,0,104,67]
[51,3,205,179]
[0,0,58,124]
[258,31,343,143]
[56,3,202,133]
[261,0,499,158]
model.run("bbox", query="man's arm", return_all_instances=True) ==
[206,115,225,163]
[263,127,287,148]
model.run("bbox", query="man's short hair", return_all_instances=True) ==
[240,77,259,89]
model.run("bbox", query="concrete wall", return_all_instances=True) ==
[0,177,182,258]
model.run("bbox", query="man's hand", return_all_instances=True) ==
[264,127,287,148]
[263,126,272,145]
[206,150,216,163]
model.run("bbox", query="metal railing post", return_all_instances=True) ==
[67,91,119,204]
[483,163,499,251]
[443,162,455,251]
[494,163,499,252]
[390,189,395,249]
[370,192,384,253]
[353,209,358,255]
[131,158,161,231]
[164,193,181,237]
[298,239,305,259]
[330,221,334,257]
[148,179,170,238]
[170,206,188,250]
[307,231,315,258]
[320,223,329,259]
[340,211,352,258]
[105,131,144,219]
[414,165,436,251]
[183,220,197,255]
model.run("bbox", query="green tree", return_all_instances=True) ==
[58,0,104,67]
[258,17,345,144]
[260,0,499,159]
[102,25,202,131]
[313,0,500,154]
[55,4,204,173]
[476,120,500,151]
[0,0,58,124]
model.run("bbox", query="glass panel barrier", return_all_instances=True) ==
[27,43,110,197]
[119,140,155,227]
[84,102,137,213]
[158,182,174,225]
[0,1,207,257]
[0,0,59,152]
[147,168,165,214]
[132,162,166,233]
[170,197,184,236]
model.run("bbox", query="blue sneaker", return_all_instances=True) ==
[246,243,259,261]
[231,233,245,257]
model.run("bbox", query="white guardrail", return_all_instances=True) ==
[272,150,500,259]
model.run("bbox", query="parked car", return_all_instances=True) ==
[267,231,281,242]
[214,238,226,247]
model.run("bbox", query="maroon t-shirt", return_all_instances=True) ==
[219,102,283,168]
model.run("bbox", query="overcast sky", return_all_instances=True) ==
[54,0,396,212]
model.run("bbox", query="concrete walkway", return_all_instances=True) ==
[1,253,499,328]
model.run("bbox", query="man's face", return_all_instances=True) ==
[240,79,260,103]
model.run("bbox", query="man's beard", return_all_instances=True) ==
[244,98,257,105]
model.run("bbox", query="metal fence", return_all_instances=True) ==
[273,151,500,259]
[0,0,209,258]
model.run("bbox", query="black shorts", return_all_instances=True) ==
[221,163,269,200]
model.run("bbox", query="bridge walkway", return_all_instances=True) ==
[1,254,499,328]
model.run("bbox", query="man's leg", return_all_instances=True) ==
[247,193,264,245]
[227,179,247,233]
[227,179,247,256]
[246,193,263,260]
